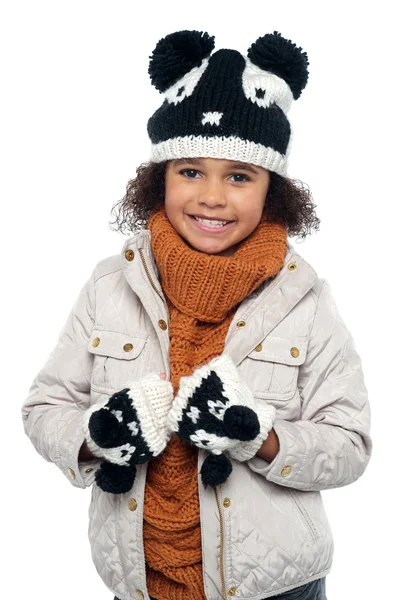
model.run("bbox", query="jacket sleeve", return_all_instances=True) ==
[247,279,373,491]
[21,267,102,489]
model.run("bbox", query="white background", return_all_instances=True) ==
[1,1,397,599]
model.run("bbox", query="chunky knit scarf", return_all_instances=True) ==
[143,205,288,600]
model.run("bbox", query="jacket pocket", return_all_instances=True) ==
[288,489,320,544]
[87,326,149,394]
[244,335,308,403]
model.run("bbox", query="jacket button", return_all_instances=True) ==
[85,468,93,473]
[228,588,237,596]
[158,319,168,330]
[255,343,262,352]
[281,465,292,477]
[223,498,231,508]
[136,590,144,600]
[237,321,246,328]
[287,262,297,271]
[128,498,138,511]
[123,343,134,352]
[290,347,300,358]
[92,337,100,347]
[125,249,134,261]
[68,468,76,480]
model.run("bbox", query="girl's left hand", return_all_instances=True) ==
[167,354,276,462]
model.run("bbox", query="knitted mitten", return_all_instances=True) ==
[83,372,174,494]
[167,353,276,487]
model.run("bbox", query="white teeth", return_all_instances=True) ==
[193,216,230,227]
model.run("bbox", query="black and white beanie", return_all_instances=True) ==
[146,30,309,176]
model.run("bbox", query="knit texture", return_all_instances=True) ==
[167,352,277,463]
[143,204,288,600]
[147,31,309,175]
[83,372,174,464]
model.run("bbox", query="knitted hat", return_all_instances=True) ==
[146,30,309,176]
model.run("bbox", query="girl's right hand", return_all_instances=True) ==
[83,372,173,466]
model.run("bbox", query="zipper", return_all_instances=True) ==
[138,247,170,379]
[138,248,166,304]
[138,248,170,326]
[214,485,228,600]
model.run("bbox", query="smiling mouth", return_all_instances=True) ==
[188,214,235,233]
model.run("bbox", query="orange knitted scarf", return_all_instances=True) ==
[143,205,288,600]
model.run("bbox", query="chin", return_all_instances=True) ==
[187,241,225,255]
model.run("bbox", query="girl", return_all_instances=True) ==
[21,30,372,600]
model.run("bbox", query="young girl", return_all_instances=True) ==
[21,30,372,600]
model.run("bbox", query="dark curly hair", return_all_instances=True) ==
[108,161,320,240]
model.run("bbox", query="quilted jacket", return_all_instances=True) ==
[21,229,373,600]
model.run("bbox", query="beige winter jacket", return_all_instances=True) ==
[21,230,372,600]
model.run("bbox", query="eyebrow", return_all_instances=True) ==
[171,158,260,175]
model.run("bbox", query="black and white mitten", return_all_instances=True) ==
[83,372,173,494]
[168,354,276,487]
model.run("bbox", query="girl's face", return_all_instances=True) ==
[164,157,271,257]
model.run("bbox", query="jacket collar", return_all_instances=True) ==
[121,230,318,366]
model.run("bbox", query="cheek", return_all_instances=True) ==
[164,187,189,225]
[249,184,268,216]
[238,192,266,224]
[165,180,194,216]
[165,190,183,214]
[165,174,186,200]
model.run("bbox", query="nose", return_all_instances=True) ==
[198,177,227,209]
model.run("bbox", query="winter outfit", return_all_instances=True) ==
[21,29,372,600]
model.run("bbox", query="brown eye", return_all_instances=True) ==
[230,174,250,183]
[180,169,200,178]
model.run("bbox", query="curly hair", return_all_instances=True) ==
[108,161,320,240]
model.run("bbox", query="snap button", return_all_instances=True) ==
[255,343,262,352]
[158,319,168,330]
[123,343,134,352]
[92,337,100,347]
[125,249,134,261]
[228,588,237,596]
[290,347,300,358]
[136,589,144,600]
[84,468,93,473]
[128,498,138,511]
[236,321,246,328]
[68,468,76,480]
[281,465,292,477]
[287,262,297,271]
[223,498,231,508]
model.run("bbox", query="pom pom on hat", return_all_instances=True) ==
[247,31,309,100]
[148,30,215,92]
